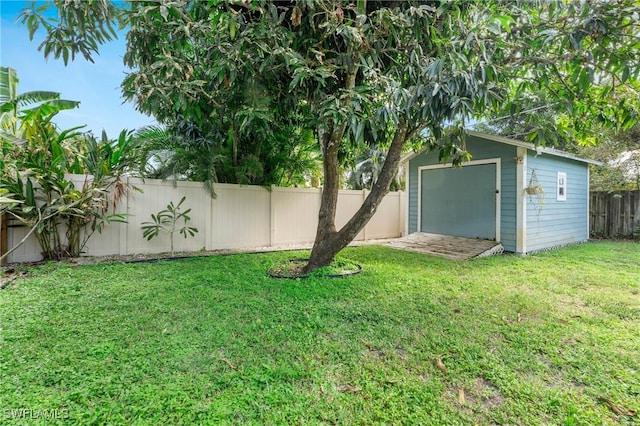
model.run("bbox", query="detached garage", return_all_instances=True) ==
[403,131,600,254]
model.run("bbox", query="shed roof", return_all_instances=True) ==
[401,130,603,166]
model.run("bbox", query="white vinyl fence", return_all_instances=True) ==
[3,176,406,263]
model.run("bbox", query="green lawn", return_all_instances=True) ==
[1,242,638,425]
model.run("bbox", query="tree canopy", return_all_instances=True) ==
[19,0,640,270]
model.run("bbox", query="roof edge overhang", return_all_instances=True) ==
[400,130,603,166]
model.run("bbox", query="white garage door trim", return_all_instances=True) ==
[417,158,501,242]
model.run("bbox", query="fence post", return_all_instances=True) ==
[0,212,7,266]
[362,189,368,241]
[270,186,276,248]
[398,191,402,236]
[204,184,213,251]
[631,190,640,238]
[119,177,130,255]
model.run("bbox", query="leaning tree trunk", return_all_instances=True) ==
[304,121,410,273]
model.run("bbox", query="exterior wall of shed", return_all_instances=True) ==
[524,153,589,252]
[407,135,518,252]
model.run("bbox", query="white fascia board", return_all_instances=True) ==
[465,131,603,166]
[400,130,602,166]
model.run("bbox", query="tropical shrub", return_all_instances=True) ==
[0,66,137,261]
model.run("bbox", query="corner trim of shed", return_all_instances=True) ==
[516,146,527,253]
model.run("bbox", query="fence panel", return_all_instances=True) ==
[336,190,366,241]
[5,225,41,263]
[365,191,403,240]
[271,187,321,246]
[124,179,211,255]
[590,190,640,238]
[209,184,271,250]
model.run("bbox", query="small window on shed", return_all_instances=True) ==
[557,172,567,201]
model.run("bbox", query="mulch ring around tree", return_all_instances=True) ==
[267,258,362,279]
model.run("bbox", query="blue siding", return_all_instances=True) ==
[408,135,518,251]
[525,153,589,252]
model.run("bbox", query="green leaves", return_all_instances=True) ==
[1,68,138,260]
[13,0,640,267]
[1,67,79,137]
[140,196,199,256]
[19,0,121,65]
[0,188,19,208]
[470,0,640,146]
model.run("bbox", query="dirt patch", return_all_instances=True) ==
[0,269,28,289]
[469,377,506,409]
[363,348,386,359]
[447,376,506,420]
[268,258,309,278]
[395,347,408,360]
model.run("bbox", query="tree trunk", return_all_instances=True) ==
[304,121,409,273]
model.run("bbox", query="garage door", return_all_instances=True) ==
[420,163,497,239]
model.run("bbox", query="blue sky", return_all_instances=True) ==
[1,0,155,137]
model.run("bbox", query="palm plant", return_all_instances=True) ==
[345,145,402,191]
[1,66,78,139]
[0,67,134,261]
[133,123,223,196]
[0,122,131,260]
[268,127,322,188]
[133,118,322,195]
[64,130,140,257]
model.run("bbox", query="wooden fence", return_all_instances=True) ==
[2,177,406,263]
[590,190,640,239]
